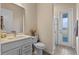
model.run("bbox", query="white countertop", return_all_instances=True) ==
[0,34,33,44]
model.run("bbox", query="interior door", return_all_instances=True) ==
[57,9,73,47]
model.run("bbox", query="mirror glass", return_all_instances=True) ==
[0,9,13,33]
[0,3,24,33]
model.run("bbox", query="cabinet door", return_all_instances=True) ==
[2,48,20,55]
[21,44,32,55]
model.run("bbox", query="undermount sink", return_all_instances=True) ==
[16,34,31,39]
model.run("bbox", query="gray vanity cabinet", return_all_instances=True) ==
[0,37,32,55]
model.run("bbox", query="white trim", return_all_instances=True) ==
[14,3,25,9]
[22,8,25,34]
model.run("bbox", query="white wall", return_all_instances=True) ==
[37,4,54,54]
[20,4,37,35]
[1,3,24,33]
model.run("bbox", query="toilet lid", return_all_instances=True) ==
[34,42,45,49]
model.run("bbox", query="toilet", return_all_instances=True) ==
[32,36,45,55]
[34,42,45,55]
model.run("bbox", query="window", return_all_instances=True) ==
[62,13,68,30]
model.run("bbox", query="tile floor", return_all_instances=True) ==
[33,45,77,55]
[54,45,77,55]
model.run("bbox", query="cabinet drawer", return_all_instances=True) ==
[1,41,20,53]
[22,43,32,51]
[22,49,32,55]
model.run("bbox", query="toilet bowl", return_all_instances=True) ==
[34,42,45,55]
[32,36,45,55]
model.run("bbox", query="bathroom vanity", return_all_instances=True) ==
[0,35,33,55]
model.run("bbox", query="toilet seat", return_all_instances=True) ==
[34,42,45,49]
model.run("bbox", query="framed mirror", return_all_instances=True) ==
[0,3,25,33]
